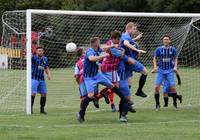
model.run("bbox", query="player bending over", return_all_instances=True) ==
[120,22,148,98]
[152,34,179,111]
[31,46,51,114]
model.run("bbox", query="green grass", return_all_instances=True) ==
[0,68,200,140]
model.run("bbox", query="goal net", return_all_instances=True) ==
[1,10,200,114]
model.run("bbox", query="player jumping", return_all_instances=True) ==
[120,22,148,98]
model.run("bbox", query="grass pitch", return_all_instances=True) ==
[0,68,199,140]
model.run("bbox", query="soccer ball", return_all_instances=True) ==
[66,42,77,52]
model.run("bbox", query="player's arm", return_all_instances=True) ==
[100,44,112,51]
[124,40,146,54]
[151,56,158,73]
[173,57,178,72]
[110,47,123,58]
[74,65,80,84]
[44,68,51,80]
[133,33,143,42]
[175,70,181,85]
[88,53,109,62]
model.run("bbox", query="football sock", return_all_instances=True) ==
[80,96,92,115]
[129,85,131,89]
[154,93,160,105]
[40,97,46,112]
[163,97,169,105]
[172,93,177,106]
[108,92,114,104]
[137,74,147,92]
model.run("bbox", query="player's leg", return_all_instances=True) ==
[162,80,170,107]
[77,77,96,123]
[31,79,39,114]
[38,80,48,114]
[135,62,148,97]
[154,72,164,110]
[108,90,116,112]
[163,93,169,107]
[167,72,178,110]
[126,60,148,97]
[96,87,110,104]
[98,72,132,120]
[118,79,135,122]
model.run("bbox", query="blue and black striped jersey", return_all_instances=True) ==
[32,55,48,81]
[83,47,102,78]
[154,46,177,71]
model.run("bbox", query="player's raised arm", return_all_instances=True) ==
[123,22,146,54]
[124,40,146,54]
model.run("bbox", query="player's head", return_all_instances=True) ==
[36,46,44,57]
[162,34,171,47]
[126,22,138,35]
[111,30,121,44]
[76,47,85,57]
[90,37,100,49]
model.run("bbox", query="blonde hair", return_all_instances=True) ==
[126,22,137,30]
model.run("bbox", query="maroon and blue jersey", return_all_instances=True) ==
[32,55,48,81]
[74,55,85,83]
[83,47,102,78]
[120,32,139,60]
[101,46,122,72]
[154,46,177,73]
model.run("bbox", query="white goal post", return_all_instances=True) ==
[1,9,199,114]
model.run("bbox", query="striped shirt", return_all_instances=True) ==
[101,46,122,72]
[154,45,177,72]
[74,55,84,83]
[32,55,48,81]
[83,47,102,77]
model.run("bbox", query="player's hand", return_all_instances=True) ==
[151,67,158,73]
[134,33,143,41]
[100,52,109,58]
[137,49,146,54]
[47,75,51,80]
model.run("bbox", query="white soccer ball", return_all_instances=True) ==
[66,42,77,52]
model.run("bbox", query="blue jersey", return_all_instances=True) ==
[120,32,139,59]
[32,55,48,81]
[83,47,102,77]
[154,46,177,72]
[118,55,129,80]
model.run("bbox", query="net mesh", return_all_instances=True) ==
[0,11,199,113]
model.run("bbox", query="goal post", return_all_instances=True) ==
[1,10,200,115]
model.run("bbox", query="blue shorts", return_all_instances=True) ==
[119,80,131,97]
[156,71,175,88]
[79,82,98,97]
[125,60,145,78]
[84,73,113,93]
[102,71,120,83]
[162,80,170,94]
[32,79,47,94]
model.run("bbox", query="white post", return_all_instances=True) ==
[26,10,32,115]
